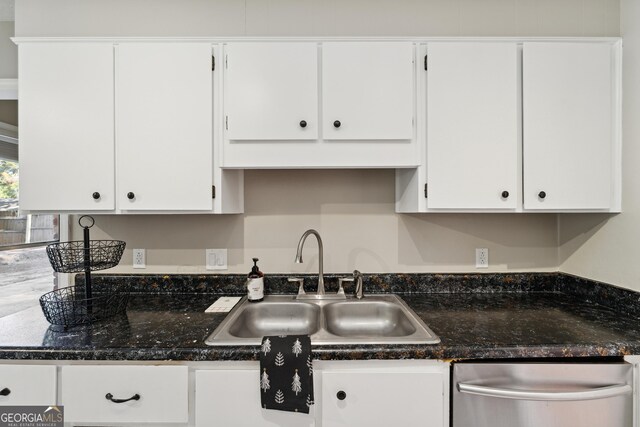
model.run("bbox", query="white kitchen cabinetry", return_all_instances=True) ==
[322,42,414,141]
[19,43,115,212]
[0,365,57,406]
[397,39,621,213]
[224,43,318,141]
[523,42,621,211]
[195,367,315,427]
[222,42,419,168]
[320,360,448,427]
[195,360,448,427]
[17,41,243,214]
[61,365,189,425]
[116,43,214,211]
[425,42,519,210]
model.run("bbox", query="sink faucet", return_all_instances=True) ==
[294,229,325,296]
[353,270,364,299]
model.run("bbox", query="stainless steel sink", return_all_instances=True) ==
[226,301,321,338]
[324,300,417,337]
[205,294,440,346]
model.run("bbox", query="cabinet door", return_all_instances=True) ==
[427,42,518,209]
[322,42,414,140]
[116,43,213,211]
[322,370,445,427]
[523,42,614,210]
[61,365,188,424]
[196,369,315,427]
[224,43,318,140]
[0,365,56,406]
[19,43,115,211]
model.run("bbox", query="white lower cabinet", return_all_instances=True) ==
[61,365,189,425]
[195,368,315,427]
[0,360,447,426]
[319,360,449,427]
[0,365,57,406]
[195,360,449,427]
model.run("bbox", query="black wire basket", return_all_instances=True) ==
[46,240,126,273]
[42,216,128,329]
[39,284,130,328]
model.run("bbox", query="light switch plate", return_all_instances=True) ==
[206,249,227,270]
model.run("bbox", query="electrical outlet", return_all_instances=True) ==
[206,249,227,270]
[133,249,146,269]
[476,248,488,269]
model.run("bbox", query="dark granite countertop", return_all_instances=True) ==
[1,273,640,361]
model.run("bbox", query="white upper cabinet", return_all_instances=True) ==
[523,42,619,211]
[19,43,115,212]
[224,43,318,141]
[322,42,415,140]
[222,42,418,168]
[426,42,519,209]
[116,43,214,211]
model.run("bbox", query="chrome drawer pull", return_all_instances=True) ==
[105,392,141,403]
[0,388,10,396]
[457,383,631,401]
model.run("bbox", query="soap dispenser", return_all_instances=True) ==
[246,258,264,303]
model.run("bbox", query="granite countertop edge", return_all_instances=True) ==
[2,272,640,362]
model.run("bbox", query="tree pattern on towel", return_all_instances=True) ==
[261,368,270,392]
[292,339,303,357]
[261,338,271,355]
[292,369,302,395]
[259,335,314,414]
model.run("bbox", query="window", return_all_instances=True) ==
[0,159,59,248]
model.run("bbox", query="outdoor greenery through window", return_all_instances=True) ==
[0,159,60,317]
[0,159,59,247]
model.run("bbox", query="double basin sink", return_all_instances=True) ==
[205,294,440,346]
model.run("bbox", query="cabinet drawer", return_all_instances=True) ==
[0,365,57,406]
[61,365,188,424]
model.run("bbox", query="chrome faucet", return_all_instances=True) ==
[294,229,325,296]
[353,270,364,299]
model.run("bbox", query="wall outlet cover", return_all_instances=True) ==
[133,248,146,269]
[476,248,488,269]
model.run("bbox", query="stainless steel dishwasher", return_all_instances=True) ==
[453,362,633,427]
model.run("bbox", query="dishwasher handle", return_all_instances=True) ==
[457,382,632,402]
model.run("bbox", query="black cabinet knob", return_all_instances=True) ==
[300,120,307,128]
[333,120,341,128]
[127,192,135,200]
[336,390,346,400]
[501,191,509,199]
[538,191,546,199]
[105,393,140,404]
[92,192,101,200]
[0,388,10,396]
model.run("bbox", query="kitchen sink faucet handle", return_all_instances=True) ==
[288,277,305,296]
[338,277,354,297]
[353,270,364,299]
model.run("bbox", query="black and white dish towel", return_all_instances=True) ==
[260,335,314,413]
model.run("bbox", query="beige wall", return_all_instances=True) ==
[0,100,17,126]
[15,0,619,37]
[15,0,621,275]
[0,22,17,126]
[559,0,640,290]
[0,21,16,78]
[76,170,559,274]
